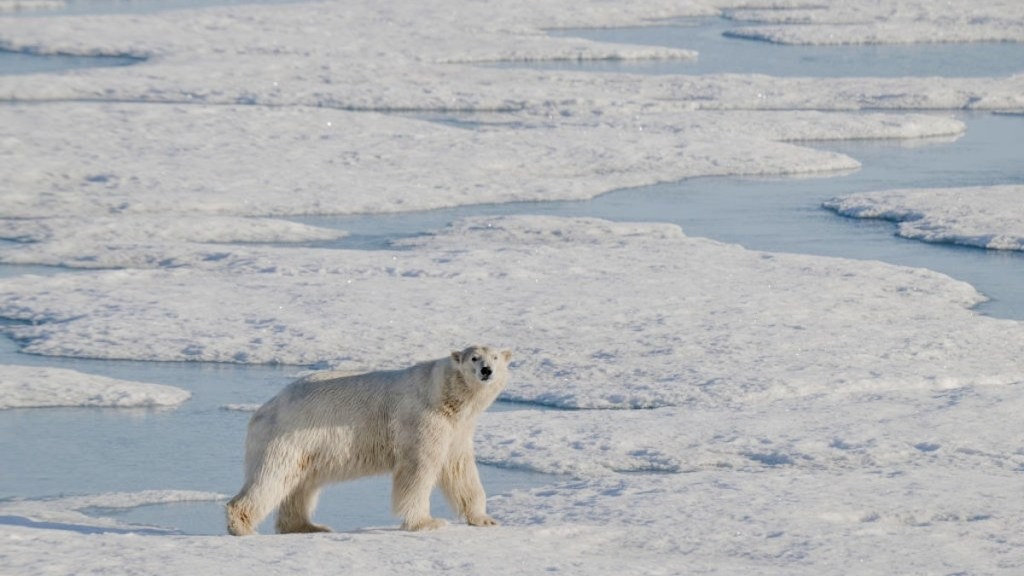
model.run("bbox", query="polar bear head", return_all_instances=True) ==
[451,345,512,387]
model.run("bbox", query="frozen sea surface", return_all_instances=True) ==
[824,184,1024,251]
[3,0,303,16]
[2,1,1024,574]
[296,112,1024,320]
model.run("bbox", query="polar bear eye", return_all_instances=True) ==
[471,355,480,363]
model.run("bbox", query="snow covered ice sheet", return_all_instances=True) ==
[0,364,190,408]
[825,185,1024,251]
[0,101,965,273]
[1,1,1023,111]
[0,103,871,221]
[0,103,967,271]
[2,216,1021,409]
[3,214,1022,572]
[723,0,1024,45]
[0,490,224,533]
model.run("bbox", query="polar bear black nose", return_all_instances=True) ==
[480,366,492,380]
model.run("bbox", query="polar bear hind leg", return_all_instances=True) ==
[226,447,306,535]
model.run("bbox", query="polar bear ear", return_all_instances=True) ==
[451,350,462,363]
[502,350,513,363]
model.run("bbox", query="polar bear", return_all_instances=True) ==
[226,345,512,535]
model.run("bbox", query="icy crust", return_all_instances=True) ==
[0,103,964,230]
[727,23,1024,46]
[3,470,1023,573]
[0,103,880,222]
[218,403,260,412]
[473,380,1024,572]
[0,365,191,409]
[824,185,1024,251]
[724,0,1024,45]
[2,216,1021,409]
[0,2,1023,113]
[479,385,1024,476]
[0,215,347,268]
[0,1,700,63]
[484,468,1024,574]
[0,490,224,532]
[0,216,346,244]
[444,108,967,142]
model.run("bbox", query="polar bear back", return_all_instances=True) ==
[250,360,445,441]
[242,360,450,476]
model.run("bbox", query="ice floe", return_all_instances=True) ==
[0,214,347,268]
[0,490,224,532]
[723,0,1024,44]
[478,383,1024,476]
[0,103,874,222]
[0,1,1022,113]
[0,365,191,409]
[0,102,964,273]
[1,216,1021,410]
[824,185,1024,251]
[218,403,259,412]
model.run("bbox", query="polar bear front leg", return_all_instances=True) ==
[392,439,449,531]
[440,439,497,527]
[393,461,446,531]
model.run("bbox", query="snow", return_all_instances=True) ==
[0,214,348,268]
[478,384,1024,476]
[0,103,873,221]
[0,490,225,532]
[2,0,1024,574]
[0,1,1023,112]
[0,215,347,244]
[723,1,1024,45]
[0,364,191,408]
[3,445,1023,574]
[3,216,1021,411]
[0,104,964,271]
[3,213,1023,571]
[824,185,1024,251]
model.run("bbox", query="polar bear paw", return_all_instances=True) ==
[278,521,333,534]
[467,514,499,527]
[402,517,448,531]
